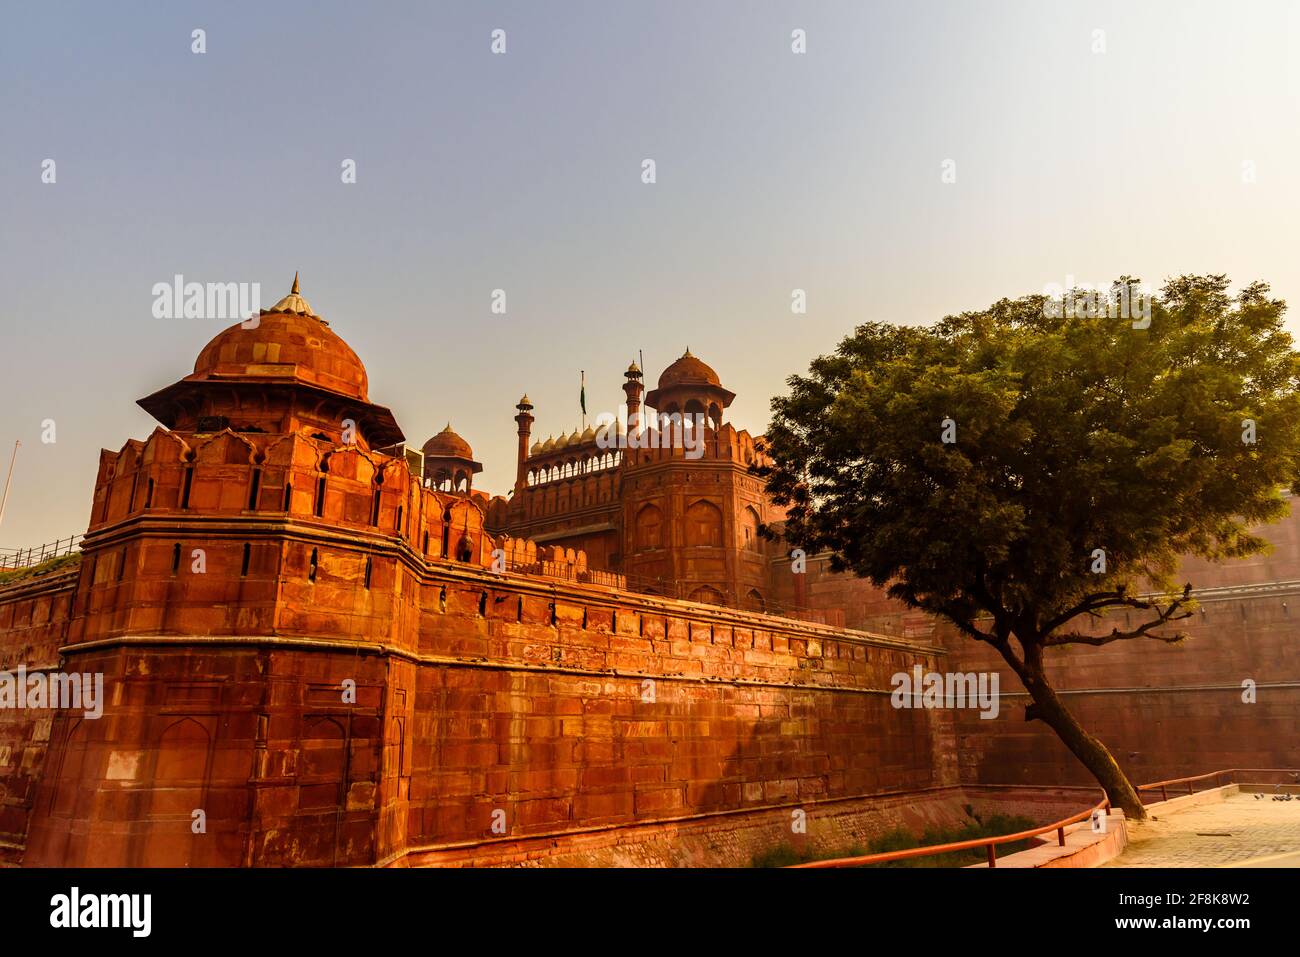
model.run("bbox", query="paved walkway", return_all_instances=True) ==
[1106,792,1300,867]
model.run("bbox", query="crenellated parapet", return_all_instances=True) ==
[0,289,959,868]
[619,421,770,469]
[74,407,632,652]
[492,536,622,588]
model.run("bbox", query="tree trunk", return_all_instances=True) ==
[1006,650,1148,820]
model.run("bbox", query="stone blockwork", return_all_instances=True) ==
[0,569,76,864]
[397,589,955,865]
[939,602,1300,788]
[401,784,1091,868]
[2,563,954,867]
[768,499,1300,788]
[4,277,1292,868]
[499,352,780,611]
[0,282,955,867]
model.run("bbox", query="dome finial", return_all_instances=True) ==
[683,346,693,358]
[264,273,319,320]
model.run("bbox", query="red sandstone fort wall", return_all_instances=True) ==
[938,595,1300,788]
[767,499,1300,788]
[2,553,956,866]
[4,296,1293,866]
[0,570,76,864]
[395,579,955,866]
[5,499,1295,864]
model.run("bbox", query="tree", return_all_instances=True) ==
[757,275,1300,819]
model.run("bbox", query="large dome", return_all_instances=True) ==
[422,423,474,460]
[656,348,721,389]
[644,347,735,413]
[137,275,405,448]
[190,277,369,401]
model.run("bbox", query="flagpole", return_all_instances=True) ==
[0,440,19,530]
[580,370,586,431]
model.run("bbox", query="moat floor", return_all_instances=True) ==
[1106,793,1300,868]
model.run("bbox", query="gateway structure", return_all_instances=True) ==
[0,279,952,867]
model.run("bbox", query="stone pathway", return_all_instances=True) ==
[1106,793,1300,867]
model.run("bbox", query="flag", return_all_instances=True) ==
[580,370,586,416]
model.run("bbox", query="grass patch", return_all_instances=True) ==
[0,552,81,586]
[751,812,1040,868]
[751,842,869,868]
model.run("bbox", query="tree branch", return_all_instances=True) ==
[932,592,1013,656]
[1040,586,1134,635]
[969,558,1014,645]
[1045,584,1194,647]
[947,616,1004,647]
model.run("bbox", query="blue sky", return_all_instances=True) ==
[2,0,1298,545]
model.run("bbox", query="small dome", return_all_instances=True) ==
[656,347,721,389]
[581,426,596,441]
[422,423,474,460]
[568,429,582,444]
[541,435,556,452]
[190,275,368,402]
[555,432,570,449]
[529,440,543,455]
[626,360,642,375]
[518,394,533,408]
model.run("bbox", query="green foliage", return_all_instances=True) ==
[750,842,867,868]
[749,814,1036,867]
[760,275,1300,646]
[0,552,81,586]
[858,814,1036,867]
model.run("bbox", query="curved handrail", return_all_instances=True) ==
[788,767,1297,869]
[791,794,1109,869]
[1136,767,1299,803]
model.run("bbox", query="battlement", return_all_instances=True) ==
[620,422,767,470]
[0,502,951,866]
[0,287,952,868]
[519,423,766,485]
[87,425,609,572]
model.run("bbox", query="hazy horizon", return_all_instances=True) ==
[2,0,1298,546]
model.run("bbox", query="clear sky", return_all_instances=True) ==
[1,0,1298,546]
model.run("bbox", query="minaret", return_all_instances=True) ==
[622,361,644,430]
[514,394,534,492]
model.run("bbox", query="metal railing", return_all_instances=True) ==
[789,767,1297,869]
[0,535,83,572]
[1136,767,1300,803]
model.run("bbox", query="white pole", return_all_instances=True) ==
[0,440,19,529]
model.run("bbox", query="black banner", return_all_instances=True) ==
[0,866,1283,944]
